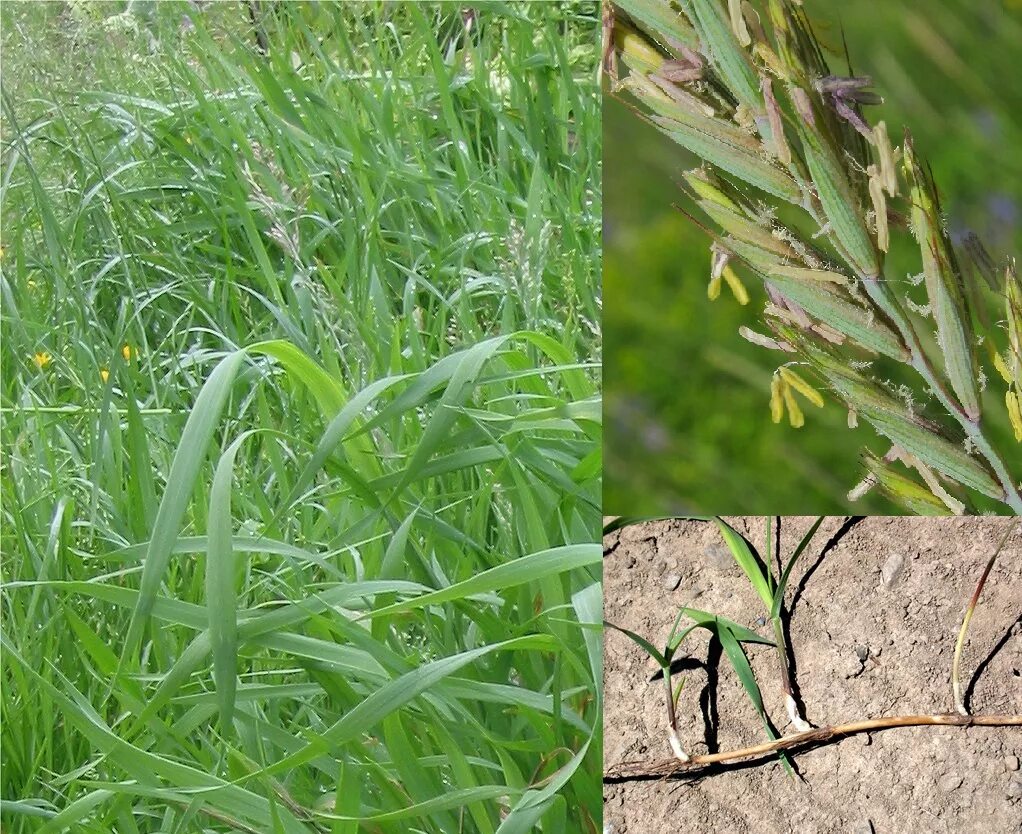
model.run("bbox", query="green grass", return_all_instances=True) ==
[0,3,602,832]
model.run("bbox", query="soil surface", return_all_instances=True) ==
[603,517,1022,834]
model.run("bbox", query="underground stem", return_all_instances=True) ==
[605,714,1022,781]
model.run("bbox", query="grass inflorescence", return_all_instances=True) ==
[607,0,1022,514]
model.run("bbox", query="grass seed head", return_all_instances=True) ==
[611,0,1022,512]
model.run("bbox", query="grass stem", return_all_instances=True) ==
[952,519,1019,714]
[772,616,810,732]
[664,671,689,761]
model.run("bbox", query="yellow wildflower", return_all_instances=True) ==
[100,368,110,383]
[122,344,133,362]
[33,352,52,369]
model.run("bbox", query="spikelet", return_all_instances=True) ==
[794,94,880,277]
[767,275,907,360]
[860,451,954,515]
[679,0,762,113]
[903,133,980,421]
[806,347,1000,498]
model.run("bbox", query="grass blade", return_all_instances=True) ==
[770,516,824,619]
[713,517,773,608]
[119,350,247,677]
[206,430,264,730]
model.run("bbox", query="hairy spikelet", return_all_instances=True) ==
[903,134,980,421]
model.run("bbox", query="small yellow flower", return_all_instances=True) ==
[185,134,192,145]
[100,368,110,383]
[33,351,52,369]
[27,279,37,290]
[122,344,133,362]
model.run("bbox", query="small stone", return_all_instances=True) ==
[755,615,767,627]
[938,774,963,792]
[624,555,636,569]
[855,645,870,662]
[1006,755,1020,771]
[881,553,905,588]
[853,822,874,834]
[1007,779,1022,799]
[703,543,734,571]
[662,573,682,591]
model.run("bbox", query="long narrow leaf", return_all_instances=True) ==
[119,350,247,675]
[714,517,773,608]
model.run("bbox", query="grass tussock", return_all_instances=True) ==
[1,3,602,832]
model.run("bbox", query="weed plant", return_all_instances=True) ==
[604,517,1022,780]
[1,4,602,832]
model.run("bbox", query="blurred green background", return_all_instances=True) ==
[604,0,1022,514]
